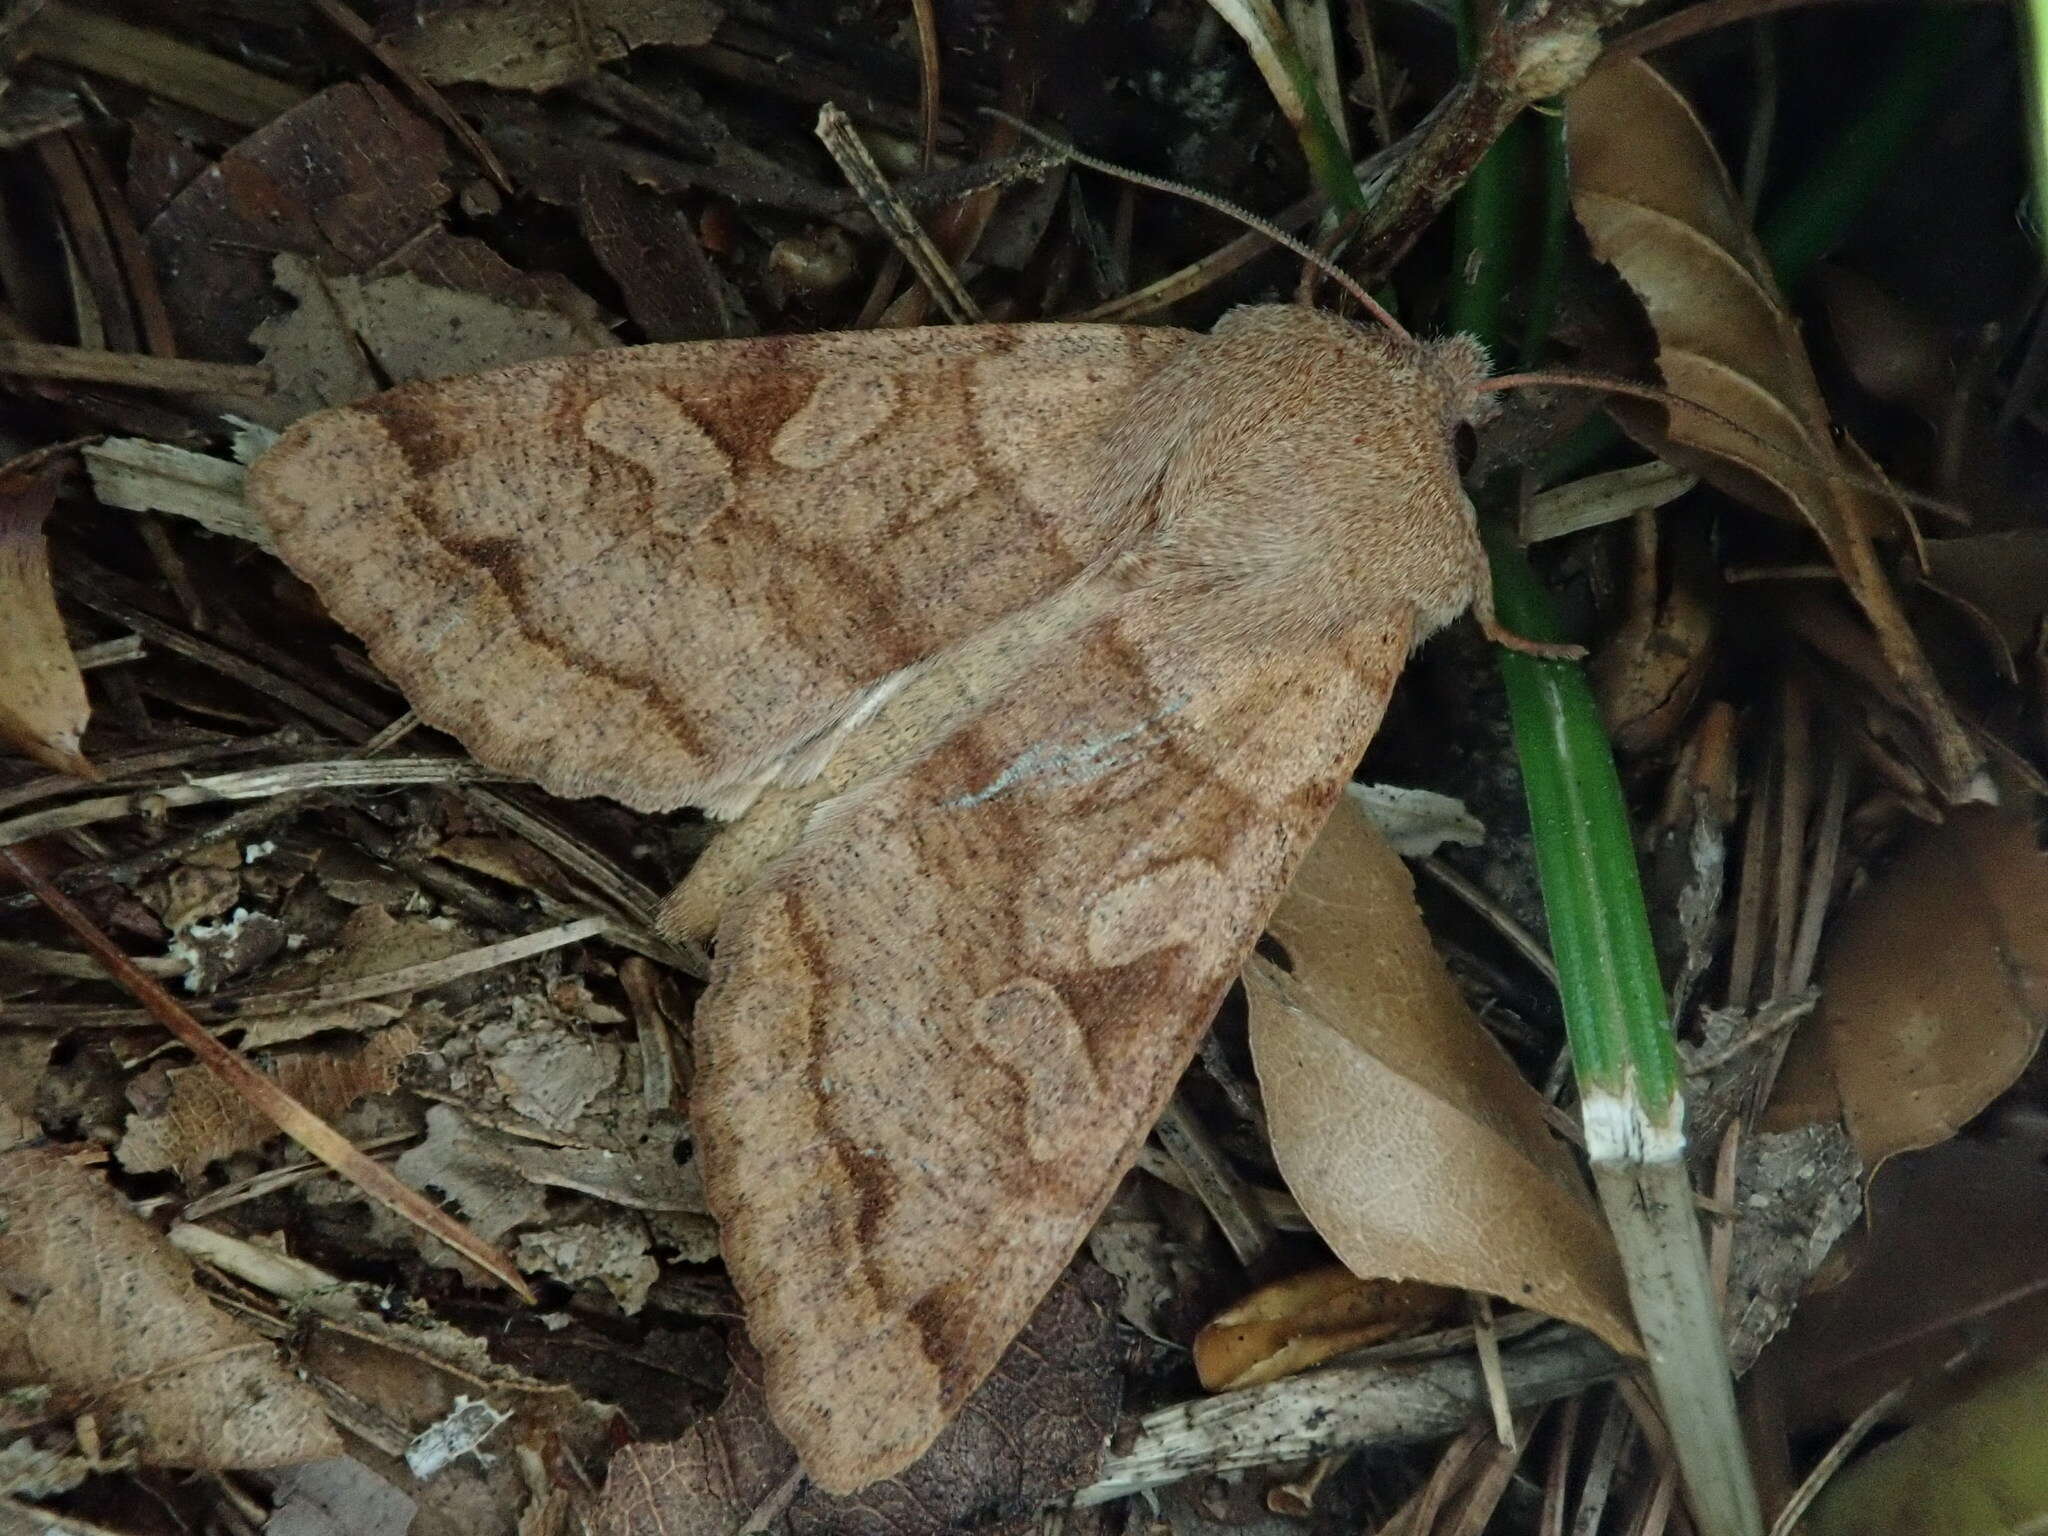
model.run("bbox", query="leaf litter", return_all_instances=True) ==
[0,4,2040,1534]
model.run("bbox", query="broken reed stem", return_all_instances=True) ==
[0,844,536,1302]
[1210,0,1763,1518]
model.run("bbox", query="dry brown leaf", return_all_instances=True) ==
[1192,1264,1459,1391]
[0,460,94,779]
[433,835,563,894]
[596,1265,1121,1536]
[1246,792,1639,1357]
[1815,265,1958,423]
[394,1104,551,1249]
[1918,529,2048,669]
[1768,802,2048,1170]
[144,81,611,366]
[250,253,618,429]
[0,1146,339,1468]
[393,0,723,91]
[1766,1137,2048,1436]
[117,1021,419,1182]
[575,164,749,343]
[1566,58,1984,800]
[259,1457,417,1536]
[515,1216,659,1313]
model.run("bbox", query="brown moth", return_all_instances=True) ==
[248,303,1553,1492]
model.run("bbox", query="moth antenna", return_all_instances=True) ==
[985,108,1412,345]
[1478,369,1968,528]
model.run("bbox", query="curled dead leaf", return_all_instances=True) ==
[1589,510,1718,756]
[0,457,95,779]
[1566,58,1984,800]
[1246,792,1640,1358]
[1768,801,2048,1170]
[1193,1264,1459,1391]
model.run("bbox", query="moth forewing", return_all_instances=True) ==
[694,594,1418,1492]
[246,325,1190,814]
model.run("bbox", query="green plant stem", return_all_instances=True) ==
[1447,15,1758,1533]
[1451,117,1523,344]
[1519,106,1571,366]
[2027,0,2048,261]
[1480,527,1678,1106]
[1207,0,1368,216]
[1758,10,1968,285]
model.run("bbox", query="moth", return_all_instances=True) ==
[248,302,1562,1492]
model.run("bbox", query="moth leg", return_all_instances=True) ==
[1467,549,1588,661]
[1481,615,1587,661]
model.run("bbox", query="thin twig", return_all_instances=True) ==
[309,0,513,193]
[0,845,534,1302]
[1612,0,1991,59]
[1153,1093,1275,1266]
[0,917,605,1028]
[1418,854,1560,987]
[0,339,269,395]
[1763,1376,1915,1536]
[0,757,513,848]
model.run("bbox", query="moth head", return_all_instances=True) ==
[1101,304,1496,647]
[1424,332,1500,431]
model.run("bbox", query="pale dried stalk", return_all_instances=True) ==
[1074,1330,1619,1503]
[815,103,981,323]
[0,917,605,1028]
[0,756,512,846]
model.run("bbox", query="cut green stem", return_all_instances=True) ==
[1447,9,1760,1530]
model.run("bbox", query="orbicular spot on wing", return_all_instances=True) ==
[1085,857,1238,970]
[969,978,1101,1163]
[770,368,903,470]
[580,388,738,538]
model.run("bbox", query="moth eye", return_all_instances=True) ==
[1453,423,1480,474]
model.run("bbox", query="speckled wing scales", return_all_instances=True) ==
[694,594,1416,1491]
[247,326,1190,812]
